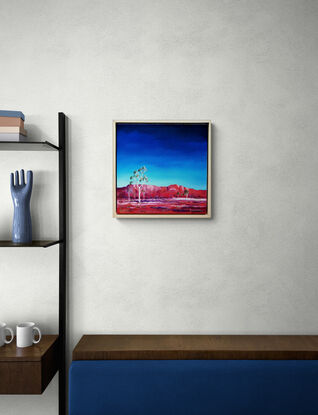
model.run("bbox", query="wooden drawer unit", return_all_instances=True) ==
[0,335,59,394]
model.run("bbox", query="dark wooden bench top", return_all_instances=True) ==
[73,335,318,360]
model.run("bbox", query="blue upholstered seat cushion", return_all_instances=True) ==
[69,360,318,415]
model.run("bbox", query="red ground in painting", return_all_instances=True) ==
[117,198,207,214]
[116,184,207,215]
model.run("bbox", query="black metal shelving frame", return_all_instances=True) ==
[0,112,67,415]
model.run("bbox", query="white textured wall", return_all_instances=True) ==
[1,0,318,413]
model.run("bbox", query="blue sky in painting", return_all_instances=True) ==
[116,123,208,189]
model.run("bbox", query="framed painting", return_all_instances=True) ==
[113,121,211,218]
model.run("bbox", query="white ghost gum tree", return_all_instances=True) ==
[129,166,149,203]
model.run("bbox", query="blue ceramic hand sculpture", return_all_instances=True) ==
[10,169,33,244]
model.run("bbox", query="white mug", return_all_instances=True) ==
[0,322,14,346]
[16,322,41,348]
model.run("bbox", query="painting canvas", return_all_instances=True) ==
[113,121,211,218]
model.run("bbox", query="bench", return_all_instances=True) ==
[69,335,318,415]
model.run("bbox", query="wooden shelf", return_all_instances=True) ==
[0,141,59,151]
[0,240,61,248]
[73,335,318,361]
[0,114,67,412]
[0,335,59,394]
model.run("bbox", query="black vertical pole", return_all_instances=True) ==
[58,112,66,415]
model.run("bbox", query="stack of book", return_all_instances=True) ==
[0,110,27,142]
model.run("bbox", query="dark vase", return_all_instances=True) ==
[10,169,33,244]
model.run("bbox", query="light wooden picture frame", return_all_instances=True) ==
[113,121,211,218]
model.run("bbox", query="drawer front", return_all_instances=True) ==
[0,362,41,394]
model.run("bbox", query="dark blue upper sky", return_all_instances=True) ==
[116,123,209,189]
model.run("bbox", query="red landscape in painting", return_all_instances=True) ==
[117,184,207,215]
